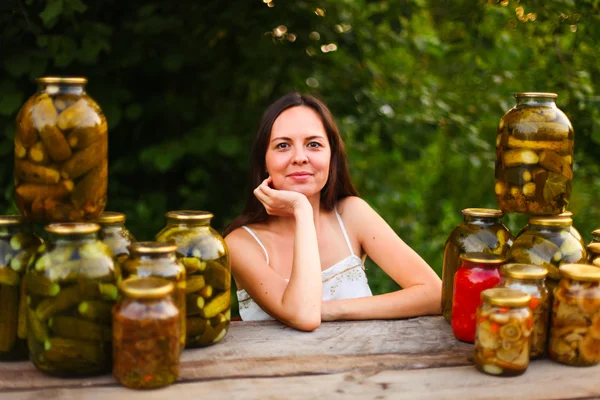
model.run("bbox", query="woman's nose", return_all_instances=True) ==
[292,149,308,165]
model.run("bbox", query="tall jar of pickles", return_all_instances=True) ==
[498,263,549,358]
[14,77,108,223]
[26,223,118,376]
[97,212,135,265]
[442,208,513,323]
[549,264,600,366]
[121,242,186,349]
[0,216,42,360]
[495,93,573,215]
[156,211,230,348]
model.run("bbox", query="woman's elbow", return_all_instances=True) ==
[285,312,321,332]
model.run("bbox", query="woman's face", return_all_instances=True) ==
[265,106,331,197]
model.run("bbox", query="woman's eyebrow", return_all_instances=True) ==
[270,136,291,143]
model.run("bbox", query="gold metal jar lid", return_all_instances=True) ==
[462,208,503,218]
[45,222,100,235]
[129,241,177,254]
[119,277,174,299]
[165,210,214,221]
[528,216,572,226]
[559,264,600,282]
[460,252,507,264]
[36,76,88,85]
[481,288,531,307]
[501,263,548,280]
[515,92,558,99]
[0,215,25,226]
[587,243,600,255]
[97,212,126,224]
[558,211,573,218]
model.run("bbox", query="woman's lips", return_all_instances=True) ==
[287,172,313,181]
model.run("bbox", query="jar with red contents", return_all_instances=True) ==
[452,252,506,343]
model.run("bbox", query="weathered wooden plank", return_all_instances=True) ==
[4,360,600,400]
[0,317,472,391]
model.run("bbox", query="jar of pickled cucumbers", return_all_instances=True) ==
[590,229,600,245]
[113,277,180,389]
[452,252,506,343]
[156,211,230,348]
[442,208,513,323]
[549,264,600,366]
[587,243,600,266]
[97,212,135,264]
[509,216,587,293]
[14,77,108,223]
[495,93,573,215]
[0,216,42,360]
[474,288,533,377]
[498,263,549,358]
[26,222,117,376]
[121,242,186,348]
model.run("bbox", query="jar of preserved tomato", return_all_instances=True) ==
[548,264,600,366]
[474,288,533,377]
[452,252,506,343]
[442,208,513,323]
[498,263,549,358]
[121,242,186,349]
[14,77,108,222]
[0,215,42,360]
[113,277,180,389]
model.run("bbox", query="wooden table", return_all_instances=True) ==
[1,317,599,399]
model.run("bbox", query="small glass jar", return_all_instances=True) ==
[122,242,186,349]
[590,229,600,245]
[452,252,506,343]
[498,263,549,358]
[14,77,108,223]
[113,277,180,389]
[26,222,117,376]
[474,288,533,377]
[156,211,230,348]
[509,216,587,287]
[0,216,42,360]
[587,243,600,266]
[442,208,513,323]
[97,212,135,264]
[495,92,573,215]
[549,264,600,366]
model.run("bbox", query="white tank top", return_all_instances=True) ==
[236,208,373,321]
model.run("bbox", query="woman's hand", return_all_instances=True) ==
[254,176,311,217]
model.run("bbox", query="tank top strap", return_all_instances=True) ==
[334,207,355,257]
[241,226,270,265]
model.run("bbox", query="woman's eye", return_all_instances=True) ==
[307,142,322,148]
[276,143,290,149]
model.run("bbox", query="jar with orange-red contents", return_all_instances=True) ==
[452,252,506,343]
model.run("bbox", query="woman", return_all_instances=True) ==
[224,92,441,331]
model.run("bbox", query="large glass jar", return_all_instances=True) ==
[509,216,587,294]
[452,252,505,343]
[14,77,108,223]
[498,263,549,358]
[121,242,186,349]
[474,288,533,377]
[0,216,42,360]
[113,277,180,389]
[442,208,513,323]
[156,210,230,348]
[495,93,573,215]
[548,264,600,366]
[26,223,117,376]
[97,212,135,265]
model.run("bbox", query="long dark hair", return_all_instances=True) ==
[223,92,359,237]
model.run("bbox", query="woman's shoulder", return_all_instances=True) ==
[336,196,372,217]
[225,222,269,243]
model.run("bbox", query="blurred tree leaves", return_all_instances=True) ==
[1,0,599,302]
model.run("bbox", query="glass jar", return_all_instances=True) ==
[113,277,180,389]
[549,264,600,366]
[452,252,505,343]
[587,243,600,266]
[97,212,135,265]
[495,93,573,215]
[0,216,42,360]
[14,77,108,223]
[474,288,533,377]
[442,208,513,323]
[590,229,600,245]
[156,210,230,348]
[498,263,549,358]
[122,242,186,349]
[26,222,117,376]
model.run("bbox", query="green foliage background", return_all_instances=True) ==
[1,0,600,311]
